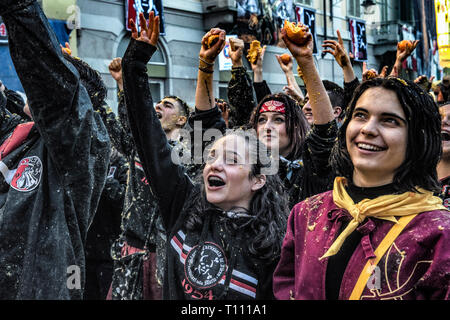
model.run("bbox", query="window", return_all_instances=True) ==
[295,0,312,6]
[149,80,164,107]
[347,0,361,17]
[399,0,414,24]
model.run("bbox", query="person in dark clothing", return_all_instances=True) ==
[438,75,450,104]
[0,1,110,299]
[301,80,345,126]
[228,26,338,209]
[84,148,128,300]
[0,80,30,121]
[105,54,226,299]
[122,13,289,300]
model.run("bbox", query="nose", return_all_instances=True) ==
[208,155,225,171]
[360,118,379,136]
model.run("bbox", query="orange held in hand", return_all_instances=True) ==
[283,20,309,45]
[62,47,72,55]
[280,53,292,65]
[247,40,262,64]
[206,34,219,49]
[397,40,414,52]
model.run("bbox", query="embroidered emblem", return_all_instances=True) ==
[184,242,227,289]
[10,156,42,192]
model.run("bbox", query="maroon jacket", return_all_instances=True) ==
[273,190,450,300]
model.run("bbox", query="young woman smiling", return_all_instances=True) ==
[247,25,339,208]
[274,77,450,300]
[122,13,290,300]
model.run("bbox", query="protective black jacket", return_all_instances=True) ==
[122,39,276,300]
[0,1,110,299]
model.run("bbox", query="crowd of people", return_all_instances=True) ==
[0,1,448,300]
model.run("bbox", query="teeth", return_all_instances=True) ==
[357,143,383,151]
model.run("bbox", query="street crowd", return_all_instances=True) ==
[0,1,448,300]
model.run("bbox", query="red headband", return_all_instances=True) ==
[259,100,286,114]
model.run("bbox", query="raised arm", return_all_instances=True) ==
[282,25,334,125]
[122,12,192,229]
[195,28,226,111]
[275,53,305,104]
[322,30,356,83]
[0,1,110,199]
[227,38,257,127]
[390,40,419,77]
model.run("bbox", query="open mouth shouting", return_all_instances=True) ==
[156,111,162,119]
[207,175,226,190]
[442,131,450,142]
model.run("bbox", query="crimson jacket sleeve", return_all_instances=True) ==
[1,1,111,224]
[122,39,193,231]
[273,205,297,300]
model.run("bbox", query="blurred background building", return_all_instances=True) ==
[0,0,448,111]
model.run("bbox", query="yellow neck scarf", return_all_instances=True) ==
[319,177,445,260]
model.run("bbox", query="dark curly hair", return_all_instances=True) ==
[331,77,442,194]
[183,129,290,261]
[249,92,310,160]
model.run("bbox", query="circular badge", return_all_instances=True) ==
[184,242,227,289]
[11,156,42,192]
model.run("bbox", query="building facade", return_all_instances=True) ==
[0,0,446,111]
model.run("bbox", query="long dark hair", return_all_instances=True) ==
[331,77,442,193]
[249,92,310,160]
[184,129,290,261]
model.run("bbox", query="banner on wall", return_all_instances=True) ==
[219,35,238,71]
[435,0,450,67]
[295,6,317,55]
[0,17,7,44]
[348,18,368,62]
[125,0,165,35]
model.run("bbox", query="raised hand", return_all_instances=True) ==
[129,11,160,46]
[229,37,244,67]
[60,42,72,56]
[275,54,293,74]
[322,30,351,68]
[396,40,419,62]
[200,28,226,64]
[109,57,123,89]
[280,26,313,62]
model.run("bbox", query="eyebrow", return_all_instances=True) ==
[353,107,407,124]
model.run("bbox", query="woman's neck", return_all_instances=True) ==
[437,159,450,181]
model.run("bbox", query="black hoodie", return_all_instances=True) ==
[122,39,277,300]
[0,1,110,299]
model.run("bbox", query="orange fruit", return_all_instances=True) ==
[283,20,309,45]
[397,40,413,52]
[247,40,262,64]
[280,53,292,65]
[206,34,219,49]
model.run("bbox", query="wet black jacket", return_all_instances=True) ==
[227,66,338,208]
[0,2,110,299]
[122,39,276,300]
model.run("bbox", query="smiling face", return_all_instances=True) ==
[155,97,186,133]
[202,134,266,211]
[256,111,292,157]
[346,87,408,187]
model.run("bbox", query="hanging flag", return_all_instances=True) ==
[348,18,368,62]
[0,17,7,44]
[295,5,318,55]
[125,0,165,35]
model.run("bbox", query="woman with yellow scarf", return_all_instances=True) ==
[273,77,449,300]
